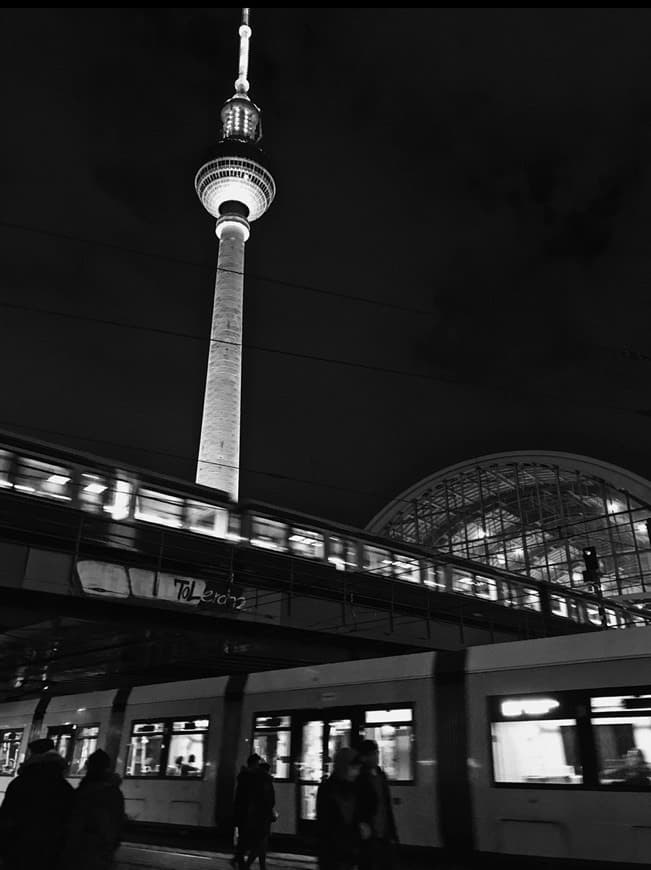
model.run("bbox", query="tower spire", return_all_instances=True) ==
[235,7,251,95]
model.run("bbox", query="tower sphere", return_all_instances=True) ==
[195,141,275,223]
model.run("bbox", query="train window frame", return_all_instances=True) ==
[0,728,24,777]
[488,692,585,789]
[123,717,210,781]
[251,702,417,787]
[68,724,100,777]
[361,705,416,783]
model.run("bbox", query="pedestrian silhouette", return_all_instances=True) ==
[356,739,398,870]
[61,748,125,870]
[230,753,276,870]
[0,736,74,870]
[316,746,361,870]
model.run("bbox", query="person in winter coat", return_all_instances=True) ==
[0,737,74,870]
[316,747,362,870]
[355,740,398,870]
[60,748,125,870]
[230,753,276,870]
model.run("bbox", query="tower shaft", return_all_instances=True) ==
[196,218,249,498]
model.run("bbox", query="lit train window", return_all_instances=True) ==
[46,724,76,767]
[0,449,12,489]
[104,479,132,521]
[288,528,324,560]
[550,594,568,619]
[423,564,445,590]
[250,516,288,551]
[69,725,99,777]
[78,472,109,513]
[186,500,229,538]
[14,457,71,501]
[327,536,358,571]
[0,728,23,776]
[362,708,414,782]
[512,587,541,612]
[134,489,183,529]
[391,555,420,584]
[591,693,651,788]
[491,695,581,785]
[585,603,602,626]
[167,719,209,778]
[474,576,498,601]
[362,546,394,577]
[450,570,474,596]
[126,721,165,777]
[253,715,291,780]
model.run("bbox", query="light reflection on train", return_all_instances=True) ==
[0,443,644,630]
[2,628,651,864]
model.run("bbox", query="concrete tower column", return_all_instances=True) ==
[197,215,250,496]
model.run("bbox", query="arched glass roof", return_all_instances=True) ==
[368,452,651,601]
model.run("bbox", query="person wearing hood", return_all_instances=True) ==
[0,737,74,870]
[316,747,362,870]
[60,748,125,870]
[230,753,276,870]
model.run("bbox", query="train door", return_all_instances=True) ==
[295,712,357,836]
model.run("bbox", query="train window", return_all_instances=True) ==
[125,721,165,777]
[166,719,209,778]
[288,528,324,561]
[362,708,414,781]
[474,575,498,601]
[0,729,23,776]
[491,695,581,785]
[252,715,291,780]
[362,546,394,577]
[591,693,651,788]
[550,594,568,619]
[104,479,132,521]
[423,564,446,590]
[391,556,421,584]
[14,458,71,502]
[450,570,474,596]
[0,449,12,488]
[513,587,541,612]
[134,489,183,529]
[186,500,229,538]
[585,603,602,626]
[250,516,288,551]
[47,724,76,767]
[327,536,358,571]
[69,725,100,777]
[78,472,109,513]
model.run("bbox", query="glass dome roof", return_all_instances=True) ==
[368,452,651,602]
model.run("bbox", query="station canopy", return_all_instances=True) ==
[368,452,651,603]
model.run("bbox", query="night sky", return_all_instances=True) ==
[0,7,650,528]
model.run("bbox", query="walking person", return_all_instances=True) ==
[60,748,125,870]
[0,737,74,870]
[231,753,276,870]
[316,746,362,870]
[355,740,398,870]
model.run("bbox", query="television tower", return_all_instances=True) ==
[195,7,276,500]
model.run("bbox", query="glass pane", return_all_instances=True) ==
[327,537,358,571]
[0,449,12,488]
[133,722,164,734]
[253,729,291,779]
[365,709,412,724]
[593,716,651,786]
[299,720,323,782]
[14,458,71,501]
[78,472,109,513]
[0,729,23,775]
[491,720,581,784]
[301,784,319,821]
[250,516,287,551]
[70,729,99,777]
[134,489,183,528]
[363,724,413,781]
[289,528,324,560]
[326,719,352,777]
[166,733,205,777]
[592,695,651,714]
[255,715,291,730]
[171,719,209,733]
[475,575,498,601]
[362,546,393,577]
[186,501,229,538]
[391,556,421,584]
[126,733,164,777]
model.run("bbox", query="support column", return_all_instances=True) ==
[196,214,250,500]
